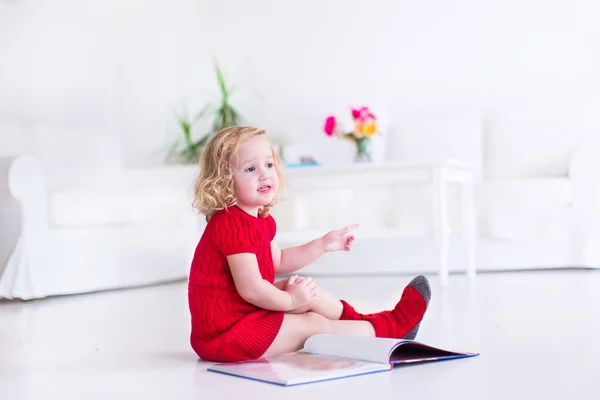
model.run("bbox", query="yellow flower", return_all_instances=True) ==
[362,120,378,137]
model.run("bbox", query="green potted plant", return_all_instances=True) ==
[169,61,241,164]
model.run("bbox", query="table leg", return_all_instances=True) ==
[432,167,450,287]
[461,180,477,280]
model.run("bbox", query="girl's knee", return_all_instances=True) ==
[304,312,331,334]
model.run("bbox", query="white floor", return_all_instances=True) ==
[1,270,599,399]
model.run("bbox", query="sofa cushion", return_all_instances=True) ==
[480,178,572,240]
[485,107,600,180]
[49,189,192,228]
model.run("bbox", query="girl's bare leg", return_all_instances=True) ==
[266,275,432,356]
[274,278,344,319]
[262,312,375,357]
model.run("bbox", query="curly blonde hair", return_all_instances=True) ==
[192,126,286,221]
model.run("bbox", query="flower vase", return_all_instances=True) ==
[354,137,371,163]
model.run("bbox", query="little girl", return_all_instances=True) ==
[188,126,431,362]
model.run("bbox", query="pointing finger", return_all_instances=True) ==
[334,223,360,236]
[344,224,360,233]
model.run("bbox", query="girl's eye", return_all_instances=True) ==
[245,166,255,173]
[266,163,274,169]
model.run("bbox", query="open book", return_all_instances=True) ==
[207,334,479,386]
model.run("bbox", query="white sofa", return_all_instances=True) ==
[0,124,202,300]
[3,107,600,298]
[477,107,600,270]
[273,107,600,274]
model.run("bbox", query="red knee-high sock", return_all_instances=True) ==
[339,300,365,321]
[341,275,431,339]
[364,286,428,338]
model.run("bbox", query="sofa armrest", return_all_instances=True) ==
[2,155,50,239]
[0,157,23,277]
[0,157,17,199]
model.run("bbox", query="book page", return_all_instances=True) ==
[304,334,407,364]
[208,352,390,386]
[389,342,465,363]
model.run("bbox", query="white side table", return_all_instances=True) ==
[282,160,478,286]
[430,160,477,287]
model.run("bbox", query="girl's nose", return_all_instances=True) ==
[258,168,269,179]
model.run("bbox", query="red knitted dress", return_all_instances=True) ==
[188,205,284,362]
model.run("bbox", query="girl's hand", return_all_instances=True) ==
[283,275,306,286]
[320,224,359,252]
[285,275,317,308]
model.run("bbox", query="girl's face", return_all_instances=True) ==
[231,135,279,216]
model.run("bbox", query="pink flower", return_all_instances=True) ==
[351,107,368,119]
[324,115,336,136]
[359,111,376,122]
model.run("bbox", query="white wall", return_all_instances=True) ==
[1,0,600,166]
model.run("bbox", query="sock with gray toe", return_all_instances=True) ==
[339,275,431,340]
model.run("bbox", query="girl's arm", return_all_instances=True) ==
[272,223,359,275]
[272,240,325,275]
[228,253,314,311]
